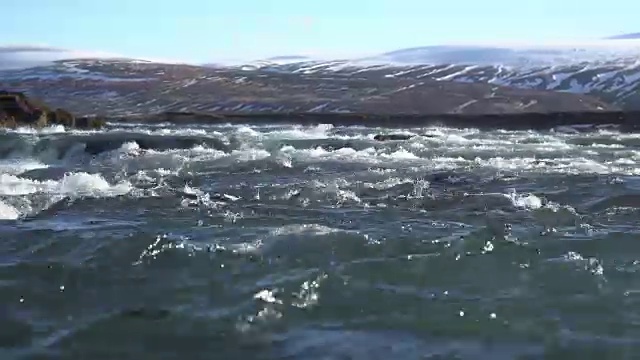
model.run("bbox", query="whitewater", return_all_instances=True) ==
[1,121,640,358]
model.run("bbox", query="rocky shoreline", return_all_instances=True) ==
[3,90,640,132]
[118,109,640,131]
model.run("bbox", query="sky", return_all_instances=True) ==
[3,0,640,63]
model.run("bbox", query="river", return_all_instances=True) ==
[1,122,639,359]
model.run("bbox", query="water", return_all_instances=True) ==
[1,122,640,359]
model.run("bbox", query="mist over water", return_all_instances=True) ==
[1,121,640,359]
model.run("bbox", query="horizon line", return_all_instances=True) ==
[3,34,640,65]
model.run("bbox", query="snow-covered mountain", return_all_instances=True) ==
[2,40,639,114]
[240,39,640,110]
[368,40,640,67]
[205,55,323,72]
[0,46,126,71]
[0,45,188,72]
[0,57,612,116]
[606,33,640,40]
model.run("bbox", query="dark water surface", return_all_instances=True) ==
[1,122,640,359]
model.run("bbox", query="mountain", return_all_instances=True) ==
[0,46,125,71]
[0,45,188,72]
[606,33,640,40]
[366,40,640,66]
[241,40,640,110]
[0,58,613,117]
[204,55,317,72]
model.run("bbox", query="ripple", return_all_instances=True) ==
[1,123,640,358]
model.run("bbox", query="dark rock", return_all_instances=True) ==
[0,91,46,128]
[373,133,440,141]
[0,90,105,130]
[83,140,127,155]
[75,115,107,129]
[50,108,75,127]
[374,134,415,141]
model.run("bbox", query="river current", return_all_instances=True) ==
[1,122,640,359]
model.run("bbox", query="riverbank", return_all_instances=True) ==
[113,109,637,131]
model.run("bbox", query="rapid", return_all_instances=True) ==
[1,121,640,359]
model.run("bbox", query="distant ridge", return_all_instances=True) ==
[264,55,310,61]
[606,33,640,39]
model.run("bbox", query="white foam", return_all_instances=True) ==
[0,172,130,198]
[229,148,271,162]
[504,189,543,210]
[118,141,141,154]
[270,224,343,237]
[107,124,640,176]
[0,199,20,220]
[56,172,132,197]
[5,123,640,225]
[0,159,49,175]
[0,174,54,196]
[235,126,261,137]
[0,172,131,218]
[364,177,414,190]
[10,125,67,135]
[265,124,334,140]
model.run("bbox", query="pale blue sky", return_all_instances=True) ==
[3,0,639,62]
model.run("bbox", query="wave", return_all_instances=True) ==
[2,122,640,223]
[0,132,237,162]
[0,172,131,220]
